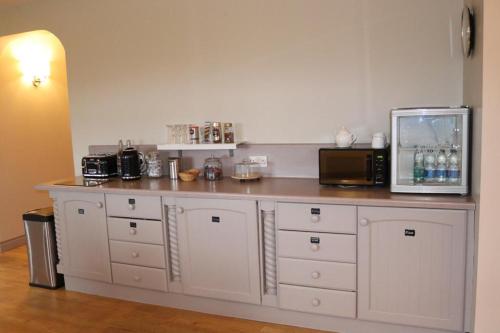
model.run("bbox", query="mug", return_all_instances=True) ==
[372,132,387,148]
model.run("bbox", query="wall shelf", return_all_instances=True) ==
[157,142,245,157]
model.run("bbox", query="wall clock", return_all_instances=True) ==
[461,6,474,57]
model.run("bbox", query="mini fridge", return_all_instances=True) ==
[390,107,471,194]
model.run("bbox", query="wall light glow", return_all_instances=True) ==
[11,38,52,87]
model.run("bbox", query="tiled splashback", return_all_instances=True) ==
[89,143,339,178]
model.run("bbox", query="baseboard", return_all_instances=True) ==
[0,235,26,252]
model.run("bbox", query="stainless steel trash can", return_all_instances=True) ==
[22,207,64,289]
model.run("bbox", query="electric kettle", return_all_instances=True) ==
[120,144,145,180]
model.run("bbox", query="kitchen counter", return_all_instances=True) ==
[36,176,475,210]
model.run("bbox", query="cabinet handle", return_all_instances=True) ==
[96,202,103,209]
[177,207,184,214]
[310,244,320,252]
[129,228,137,235]
[133,275,142,282]
[310,215,320,223]
[128,204,136,211]
[131,251,139,258]
[311,298,321,307]
[359,218,369,227]
[311,271,321,279]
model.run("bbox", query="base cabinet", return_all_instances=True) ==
[175,197,261,304]
[53,192,112,283]
[357,206,467,331]
[48,187,474,333]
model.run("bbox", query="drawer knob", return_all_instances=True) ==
[310,244,320,252]
[129,228,137,235]
[311,271,321,279]
[310,215,320,223]
[131,251,139,258]
[128,204,136,211]
[177,207,184,214]
[311,298,321,307]
[359,218,369,227]
[96,202,103,209]
[133,275,142,282]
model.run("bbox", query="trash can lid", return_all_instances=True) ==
[22,207,54,222]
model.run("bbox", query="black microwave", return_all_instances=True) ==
[319,144,389,186]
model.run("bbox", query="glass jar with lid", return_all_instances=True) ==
[204,156,223,181]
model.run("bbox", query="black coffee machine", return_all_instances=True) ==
[120,145,143,180]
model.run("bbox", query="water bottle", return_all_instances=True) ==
[413,147,424,183]
[436,149,447,183]
[424,148,436,182]
[448,149,460,183]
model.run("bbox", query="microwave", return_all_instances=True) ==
[319,144,389,186]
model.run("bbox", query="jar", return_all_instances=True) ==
[146,152,163,178]
[233,160,260,179]
[188,125,200,144]
[204,157,223,181]
[211,122,222,143]
[223,123,235,143]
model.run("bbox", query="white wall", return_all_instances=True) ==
[0,0,464,174]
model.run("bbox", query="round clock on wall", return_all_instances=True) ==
[461,6,475,57]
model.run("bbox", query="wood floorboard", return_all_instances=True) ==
[0,246,329,333]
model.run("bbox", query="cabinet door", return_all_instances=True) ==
[176,198,260,304]
[357,206,467,331]
[56,192,112,282]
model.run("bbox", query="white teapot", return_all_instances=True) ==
[335,127,357,148]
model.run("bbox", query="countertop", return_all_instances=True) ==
[36,176,476,210]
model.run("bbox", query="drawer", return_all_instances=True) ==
[279,258,356,291]
[108,217,164,245]
[110,240,166,268]
[279,284,356,318]
[277,202,356,234]
[106,194,162,220]
[112,263,167,292]
[278,231,356,263]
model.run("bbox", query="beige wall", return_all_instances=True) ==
[0,30,74,243]
[463,0,483,199]
[0,0,464,174]
[474,1,500,332]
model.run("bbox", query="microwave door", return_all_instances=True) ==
[320,151,374,185]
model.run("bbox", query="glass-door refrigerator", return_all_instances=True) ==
[391,107,471,194]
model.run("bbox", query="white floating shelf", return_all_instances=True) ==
[157,142,245,156]
[157,142,243,151]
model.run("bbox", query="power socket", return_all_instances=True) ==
[249,156,268,168]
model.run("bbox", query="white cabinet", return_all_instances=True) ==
[175,197,261,304]
[53,192,112,283]
[357,206,467,331]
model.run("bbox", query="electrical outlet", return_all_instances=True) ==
[249,156,268,168]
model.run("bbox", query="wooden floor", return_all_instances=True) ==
[0,246,327,333]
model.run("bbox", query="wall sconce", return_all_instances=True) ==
[12,38,52,87]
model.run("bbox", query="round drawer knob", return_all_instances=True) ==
[310,215,320,223]
[96,202,103,209]
[311,298,321,307]
[359,218,369,227]
[177,207,184,214]
[133,275,142,282]
[311,271,321,279]
[131,251,139,258]
[129,228,137,235]
[128,204,136,211]
[310,244,320,252]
